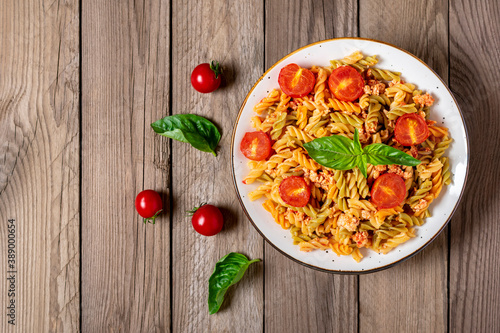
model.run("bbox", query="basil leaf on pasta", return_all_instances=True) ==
[358,156,368,178]
[208,252,260,315]
[363,143,421,167]
[353,128,363,154]
[303,135,360,170]
[151,114,221,156]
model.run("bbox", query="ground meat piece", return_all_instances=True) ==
[388,165,404,177]
[302,168,334,191]
[413,93,435,107]
[410,145,419,158]
[367,79,385,95]
[358,127,370,143]
[402,166,413,180]
[413,199,428,213]
[361,210,372,220]
[353,231,369,248]
[337,213,359,232]
[388,79,404,87]
[372,165,387,180]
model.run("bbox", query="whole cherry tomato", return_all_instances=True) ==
[189,204,224,236]
[191,61,222,93]
[135,190,163,224]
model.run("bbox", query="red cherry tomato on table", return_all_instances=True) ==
[190,204,224,236]
[370,173,406,209]
[328,65,364,102]
[240,131,272,161]
[135,190,163,224]
[279,176,311,207]
[278,63,316,98]
[191,61,222,93]
[394,113,430,146]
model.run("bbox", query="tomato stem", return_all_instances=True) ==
[186,202,207,216]
[210,61,222,79]
[143,209,163,224]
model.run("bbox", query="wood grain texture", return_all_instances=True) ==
[264,1,358,333]
[170,1,264,332]
[358,1,449,332]
[0,0,79,331]
[449,1,500,332]
[357,1,450,332]
[82,0,170,331]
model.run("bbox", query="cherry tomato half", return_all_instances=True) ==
[278,63,315,98]
[394,113,430,146]
[279,176,311,207]
[240,131,272,161]
[328,65,364,102]
[191,204,224,236]
[135,190,163,224]
[191,61,222,93]
[370,173,406,209]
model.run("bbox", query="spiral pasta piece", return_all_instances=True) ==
[286,125,315,143]
[359,93,370,110]
[371,68,401,81]
[433,137,452,159]
[314,67,329,109]
[293,148,320,171]
[329,112,364,127]
[270,111,287,140]
[353,168,370,198]
[328,98,361,113]
[365,100,382,133]
[386,104,418,120]
[254,89,280,114]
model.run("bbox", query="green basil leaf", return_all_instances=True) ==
[363,143,421,167]
[151,114,221,156]
[208,252,260,315]
[353,128,362,154]
[303,136,359,170]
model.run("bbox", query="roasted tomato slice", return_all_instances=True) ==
[240,131,272,161]
[328,65,364,102]
[278,63,315,98]
[371,173,406,209]
[394,113,429,146]
[279,176,311,207]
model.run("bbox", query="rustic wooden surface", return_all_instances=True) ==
[1,0,499,332]
[0,0,80,331]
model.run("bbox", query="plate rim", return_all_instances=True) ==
[230,37,470,274]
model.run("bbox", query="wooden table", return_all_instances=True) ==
[1,0,499,332]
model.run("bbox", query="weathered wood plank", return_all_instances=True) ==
[170,1,264,332]
[82,0,170,331]
[0,0,79,331]
[358,1,449,332]
[449,1,500,332]
[264,1,358,333]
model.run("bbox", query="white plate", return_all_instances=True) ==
[231,38,469,273]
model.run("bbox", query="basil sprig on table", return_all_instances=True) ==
[303,129,421,178]
[151,114,221,156]
[208,252,260,315]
